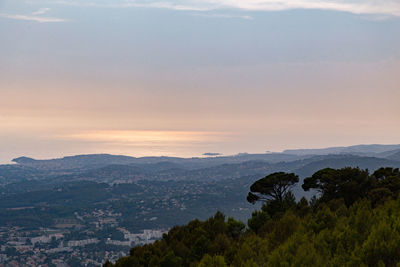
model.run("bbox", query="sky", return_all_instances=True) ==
[0,0,400,163]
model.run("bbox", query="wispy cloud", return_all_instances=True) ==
[214,0,400,16]
[32,7,51,15]
[51,0,400,17]
[192,13,253,20]
[52,0,212,11]
[0,12,67,23]
[61,130,228,146]
[0,7,66,23]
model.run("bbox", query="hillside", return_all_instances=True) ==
[387,151,400,162]
[107,167,400,267]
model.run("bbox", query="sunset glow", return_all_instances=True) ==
[0,0,399,162]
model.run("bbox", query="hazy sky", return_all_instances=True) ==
[1,0,399,163]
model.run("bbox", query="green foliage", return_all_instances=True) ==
[247,210,270,233]
[198,254,227,267]
[226,218,245,239]
[107,167,400,267]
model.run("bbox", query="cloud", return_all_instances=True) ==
[32,8,51,15]
[203,152,223,156]
[192,13,253,20]
[61,130,227,145]
[0,13,67,23]
[51,0,400,17]
[214,0,400,16]
[52,0,211,11]
[0,6,66,23]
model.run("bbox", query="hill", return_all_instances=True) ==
[12,154,139,171]
[107,167,400,267]
[387,150,400,162]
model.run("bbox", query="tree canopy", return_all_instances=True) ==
[302,167,372,206]
[246,172,299,204]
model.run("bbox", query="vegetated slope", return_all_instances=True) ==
[107,167,400,267]
[0,176,258,230]
[0,165,45,185]
[57,164,151,183]
[387,150,400,162]
[154,161,275,182]
[375,148,400,159]
[0,181,110,210]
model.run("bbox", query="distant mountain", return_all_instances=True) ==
[283,144,400,156]
[11,156,36,164]
[8,150,400,186]
[6,146,400,196]
[10,145,400,174]
[12,154,138,171]
[11,153,306,171]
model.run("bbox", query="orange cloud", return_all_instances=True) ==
[60,130,228,145]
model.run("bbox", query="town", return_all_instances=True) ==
[0,208,166,267]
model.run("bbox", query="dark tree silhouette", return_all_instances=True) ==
[302,167,372,206]
[247,172,299,204]
[373,167,400,181]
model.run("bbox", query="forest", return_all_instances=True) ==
[105,167,400,267]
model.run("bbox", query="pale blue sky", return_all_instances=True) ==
[0,0,399,162]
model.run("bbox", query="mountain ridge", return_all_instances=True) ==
[283,144,400,156]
